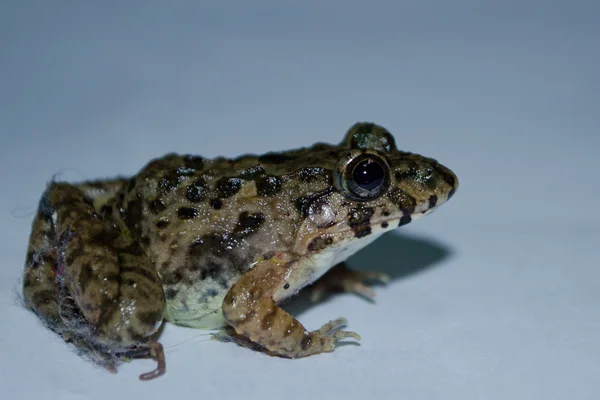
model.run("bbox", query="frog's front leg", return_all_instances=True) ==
[23,182,166,380]
[310,262,390,302]
[222,253,360,358]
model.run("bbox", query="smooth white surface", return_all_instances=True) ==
[1,1,599,399]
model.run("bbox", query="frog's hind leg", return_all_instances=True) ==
[221,253,360,358]
[310,262,390,302]
[23,197,62,325]
[23,182,166,379]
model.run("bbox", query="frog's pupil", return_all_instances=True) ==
[353,159,384,190]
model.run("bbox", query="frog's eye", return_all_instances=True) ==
[339,154,391,201]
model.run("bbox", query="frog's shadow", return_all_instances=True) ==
[284,232,452,316]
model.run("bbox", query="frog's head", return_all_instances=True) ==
[291,122,458,269]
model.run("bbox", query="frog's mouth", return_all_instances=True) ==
[327,201,441,237]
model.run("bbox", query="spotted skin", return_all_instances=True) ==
[22,122,458,379]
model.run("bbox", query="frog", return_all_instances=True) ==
[22,122,458,380]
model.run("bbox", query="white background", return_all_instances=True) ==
[1,1,599,399]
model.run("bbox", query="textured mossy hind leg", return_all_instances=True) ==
[23,182,166,379]
[222,253,360,358]
[23,201,61,323]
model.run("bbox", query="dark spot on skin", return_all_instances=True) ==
[186,178,207,203]
[258,152,297,165]
[187,261,201,271]
[428,195,438,208]
[206,288,219,297]
[183,155,204,171]
[256,175,282,196]
[283,322,295,337]
[238,165,265,179]
[177,207,198,219]
[198,261,222,280]
[89,227,119,248]
[99,204,113,217]
[140,235,150,247]
[190,233,229,257]
[123,278,137,287]
[261,308,278,330]
[308,237,334,252]
[158,171,181,193]
[215,177,242,198]
[301,335,312,351]
[162,271,183,285]
[122,243,145,257]
[347,206,375,238]
[216,276,229,290]
[398,215,412,227]
[210,198,223,209]
[120,265,160,284]
[64,249,79,269]
[283,283,290,290]
[78,262,93,294]
[165,288,179,300]
[156,219,169,229]
[234,212,265,237]
[387,189,416,215]
[381,222,389,228]
[125,198,143,228]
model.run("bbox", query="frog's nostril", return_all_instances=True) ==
[422,168,433,180]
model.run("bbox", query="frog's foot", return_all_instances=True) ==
[310,263,390,302]
[297,317,360,357]
[222,253,360,358]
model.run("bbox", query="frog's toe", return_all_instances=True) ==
[311,264,390,302]
[296,317,361,355]
[316,317,361,340]
[138,342,166,381]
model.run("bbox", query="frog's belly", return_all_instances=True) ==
[163,277,233,329]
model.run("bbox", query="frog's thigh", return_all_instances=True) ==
[222,254,359,358]
[23,205,61,323]
[31,182,164,345]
